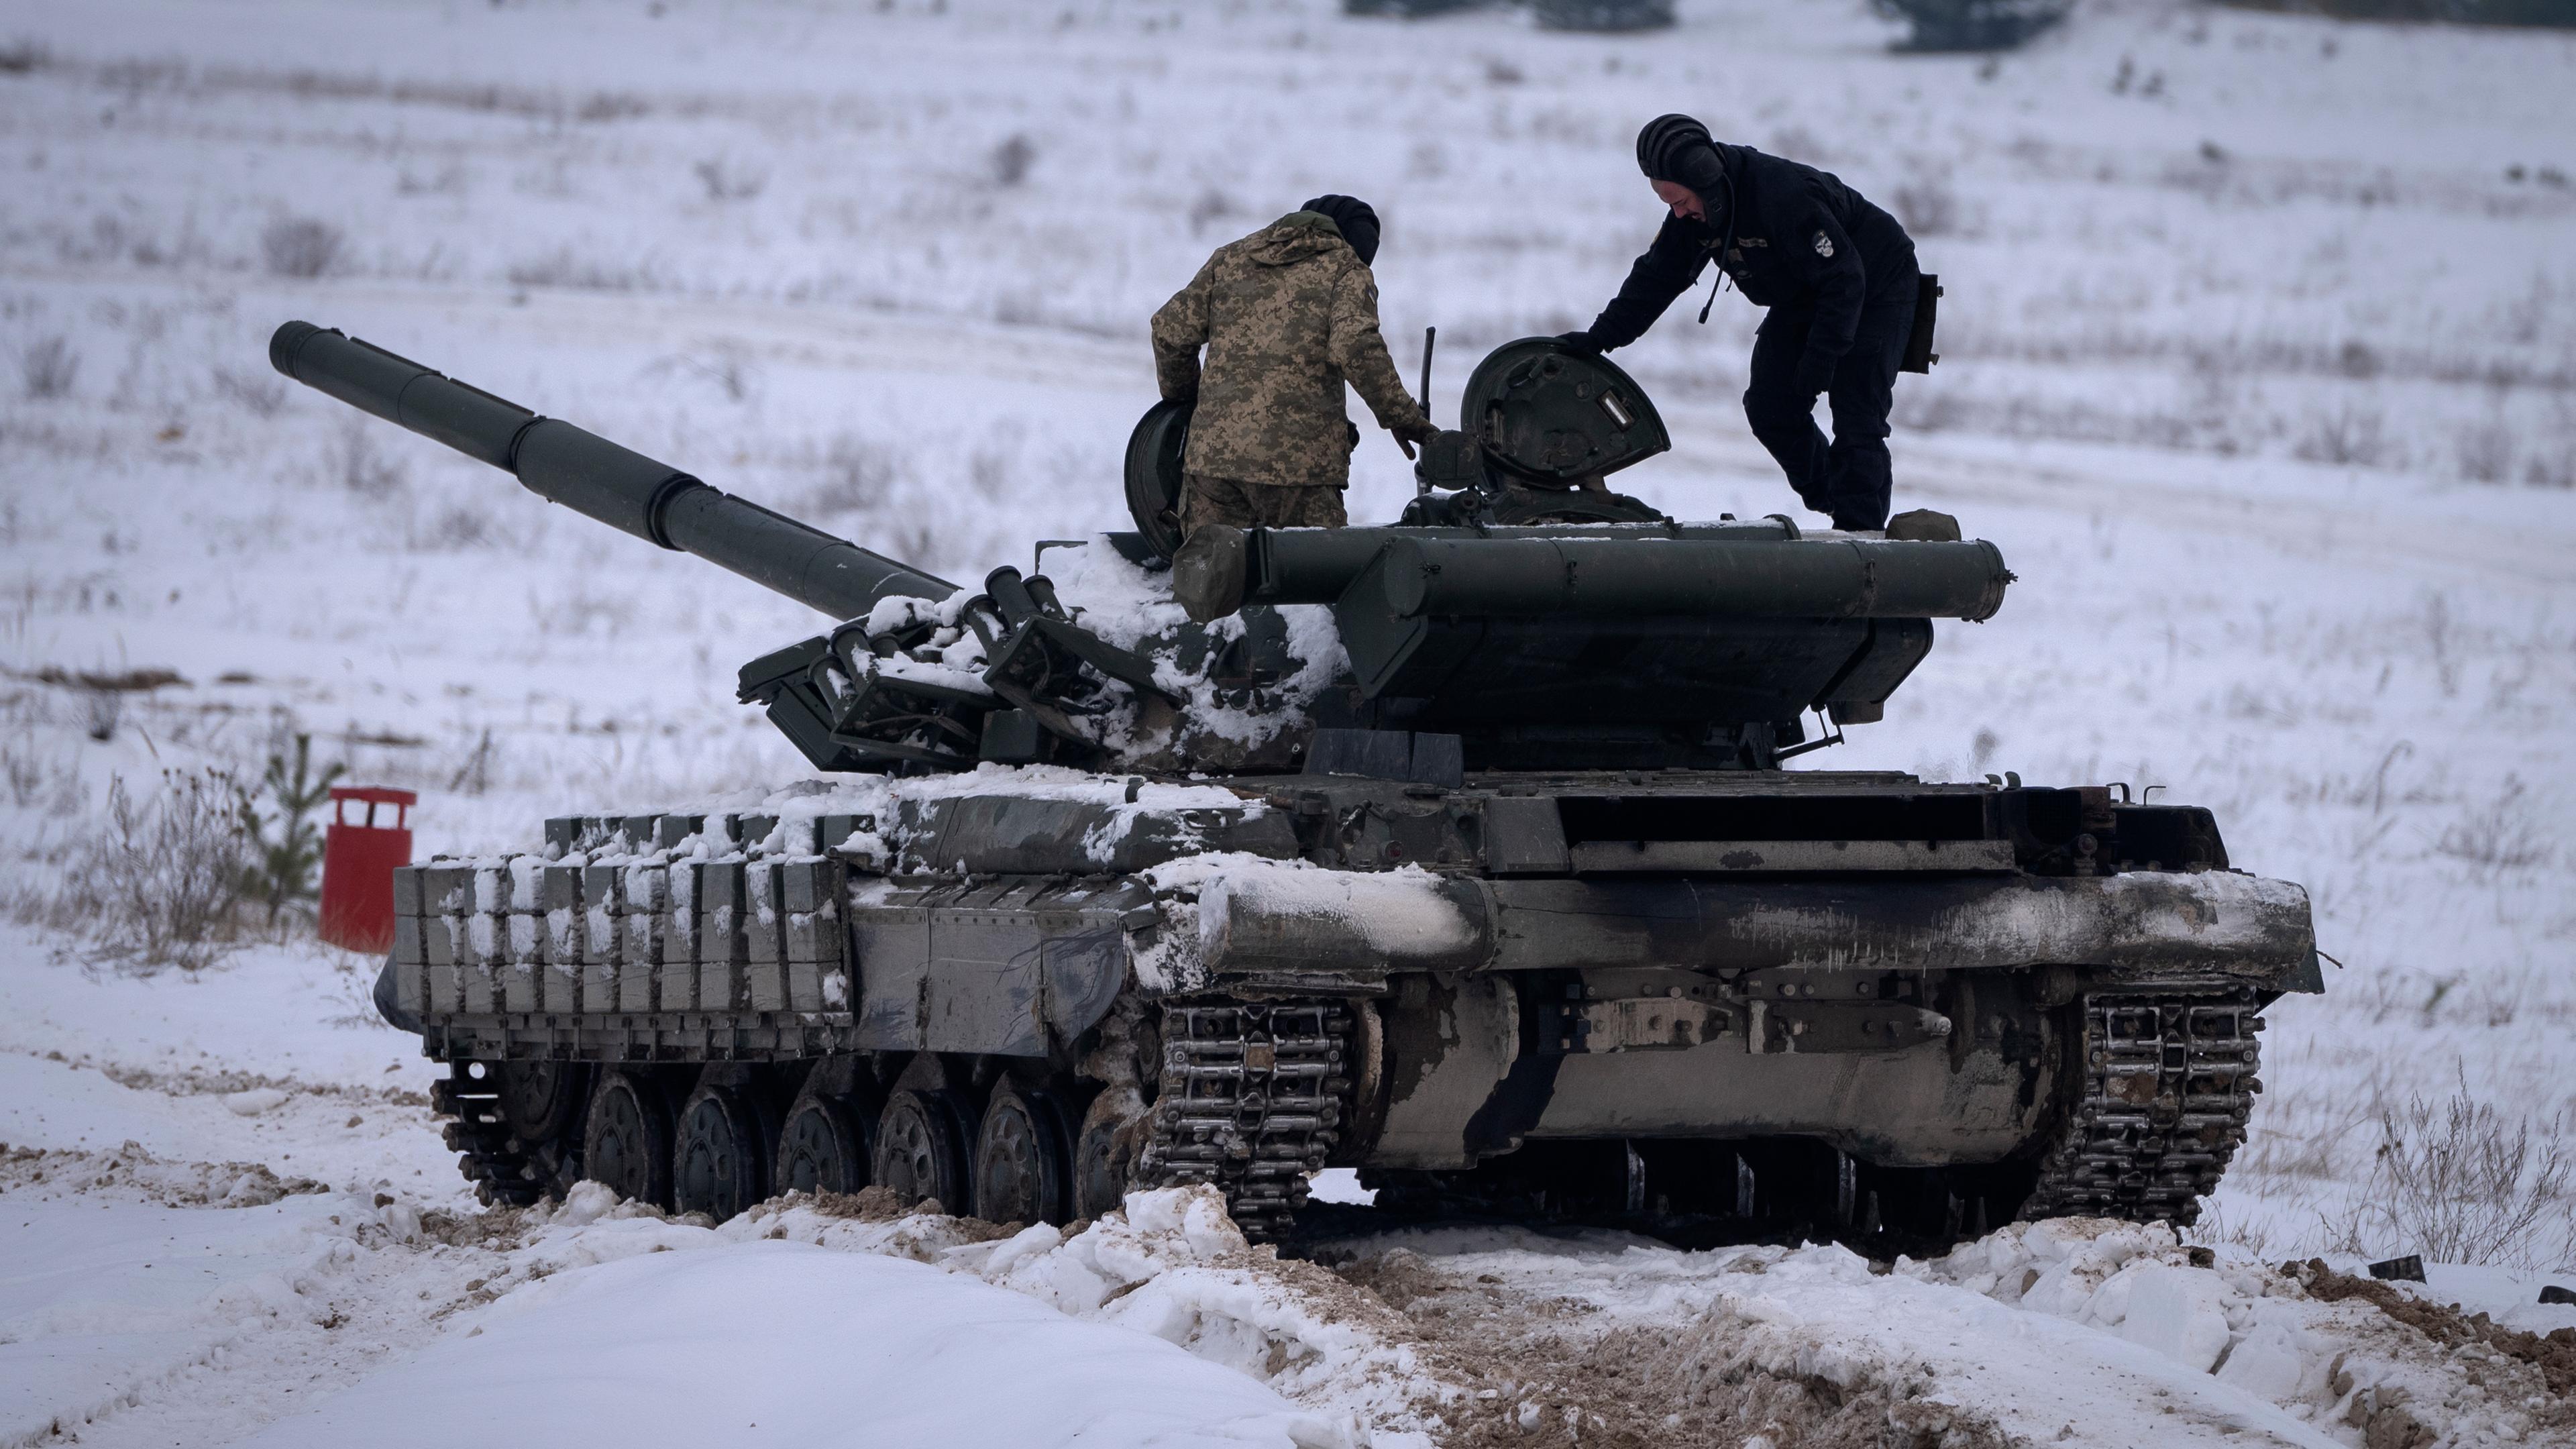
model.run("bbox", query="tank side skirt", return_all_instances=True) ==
[1195,869,2316,989]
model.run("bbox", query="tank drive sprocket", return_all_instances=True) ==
[2019,989,2263,1225]
[431,1059,588,1208]
[1138,1000,1356,1242]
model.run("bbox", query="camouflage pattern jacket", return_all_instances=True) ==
[1150,211,1417,489]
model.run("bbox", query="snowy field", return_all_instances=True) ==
[2,0,2573,1444]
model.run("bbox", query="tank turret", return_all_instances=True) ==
[272,322,2011,778]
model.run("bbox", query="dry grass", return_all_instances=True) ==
[532,578,637,639]
[506,247,660,292]
[259,215,343,278]
[2455,415,2517,482]
[801,432,902,517]
[2366,1081,2571,1270]
[667,347,755,403]
[82,688,121,743]
[2294,405,2402,468]
[2434,778,2553,869]
[691,155,767,203]
[1889,174,1964,237]
[211,364,286,418]
[325,417,408,498]
[18,335,77,400]
[987,133,1035,188]
[403,502,494,551]
[1187,188,1239,236]
[0,731,86,815]
[11,769,256,974]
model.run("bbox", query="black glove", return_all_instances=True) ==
[1556,329,1603,356]
[1389,412,1438,460]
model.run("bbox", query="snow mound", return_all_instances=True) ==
[221,1087,291,1117]
[1909,1218,2574,1448]
[479,1184,1439,1446]
[943,1187,1436,1439]
[242,1238,1346,1449]
[1325,1212,2575,1449]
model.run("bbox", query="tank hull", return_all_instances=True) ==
[392,769,2311,1244]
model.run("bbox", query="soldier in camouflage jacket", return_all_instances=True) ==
[1151,196,1434,533]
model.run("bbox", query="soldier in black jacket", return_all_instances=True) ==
[1562,115,1921,532]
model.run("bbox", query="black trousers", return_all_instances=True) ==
[1741,261,1917,531]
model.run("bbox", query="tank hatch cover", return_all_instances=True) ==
[1460,337,1670,485]
[1123,398,1191,560]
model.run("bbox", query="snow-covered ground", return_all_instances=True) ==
[3,0,2572,1444]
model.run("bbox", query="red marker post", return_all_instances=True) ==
[318,786,417,953]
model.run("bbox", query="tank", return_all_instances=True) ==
[270,320,2318,1246]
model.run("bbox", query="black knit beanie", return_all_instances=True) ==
[1634,114,1727,208]
[1300,194,1380,266]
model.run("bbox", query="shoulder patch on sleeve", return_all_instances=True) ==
[1813,231,1835,259]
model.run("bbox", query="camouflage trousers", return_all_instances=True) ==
[1181,472,1347,534]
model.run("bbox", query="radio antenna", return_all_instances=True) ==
[1419,325,1438,429]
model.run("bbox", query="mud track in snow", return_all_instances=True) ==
[1321,1242,2012,1449]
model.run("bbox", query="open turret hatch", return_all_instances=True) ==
[1459,337,1671,486]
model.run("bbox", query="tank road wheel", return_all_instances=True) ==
[672,1084,767,1223]
[1073,1089,1149,1222]
[774,1094,874,1197]
[582,1069,675,1210]
[873,1089,971,1212]
[499,1059,588,1140]
[972,1081,1074,1226]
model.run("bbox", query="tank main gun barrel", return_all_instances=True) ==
[268,321,955,619]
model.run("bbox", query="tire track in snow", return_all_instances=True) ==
[1306,1217,2568,1449]
[0,1148,499,1449]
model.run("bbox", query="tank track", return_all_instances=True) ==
[429,1061,573,1209]
[1139,999,1354,1242]
[2019,990,2263,1226]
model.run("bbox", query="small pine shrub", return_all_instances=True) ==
[237,733,343,922]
